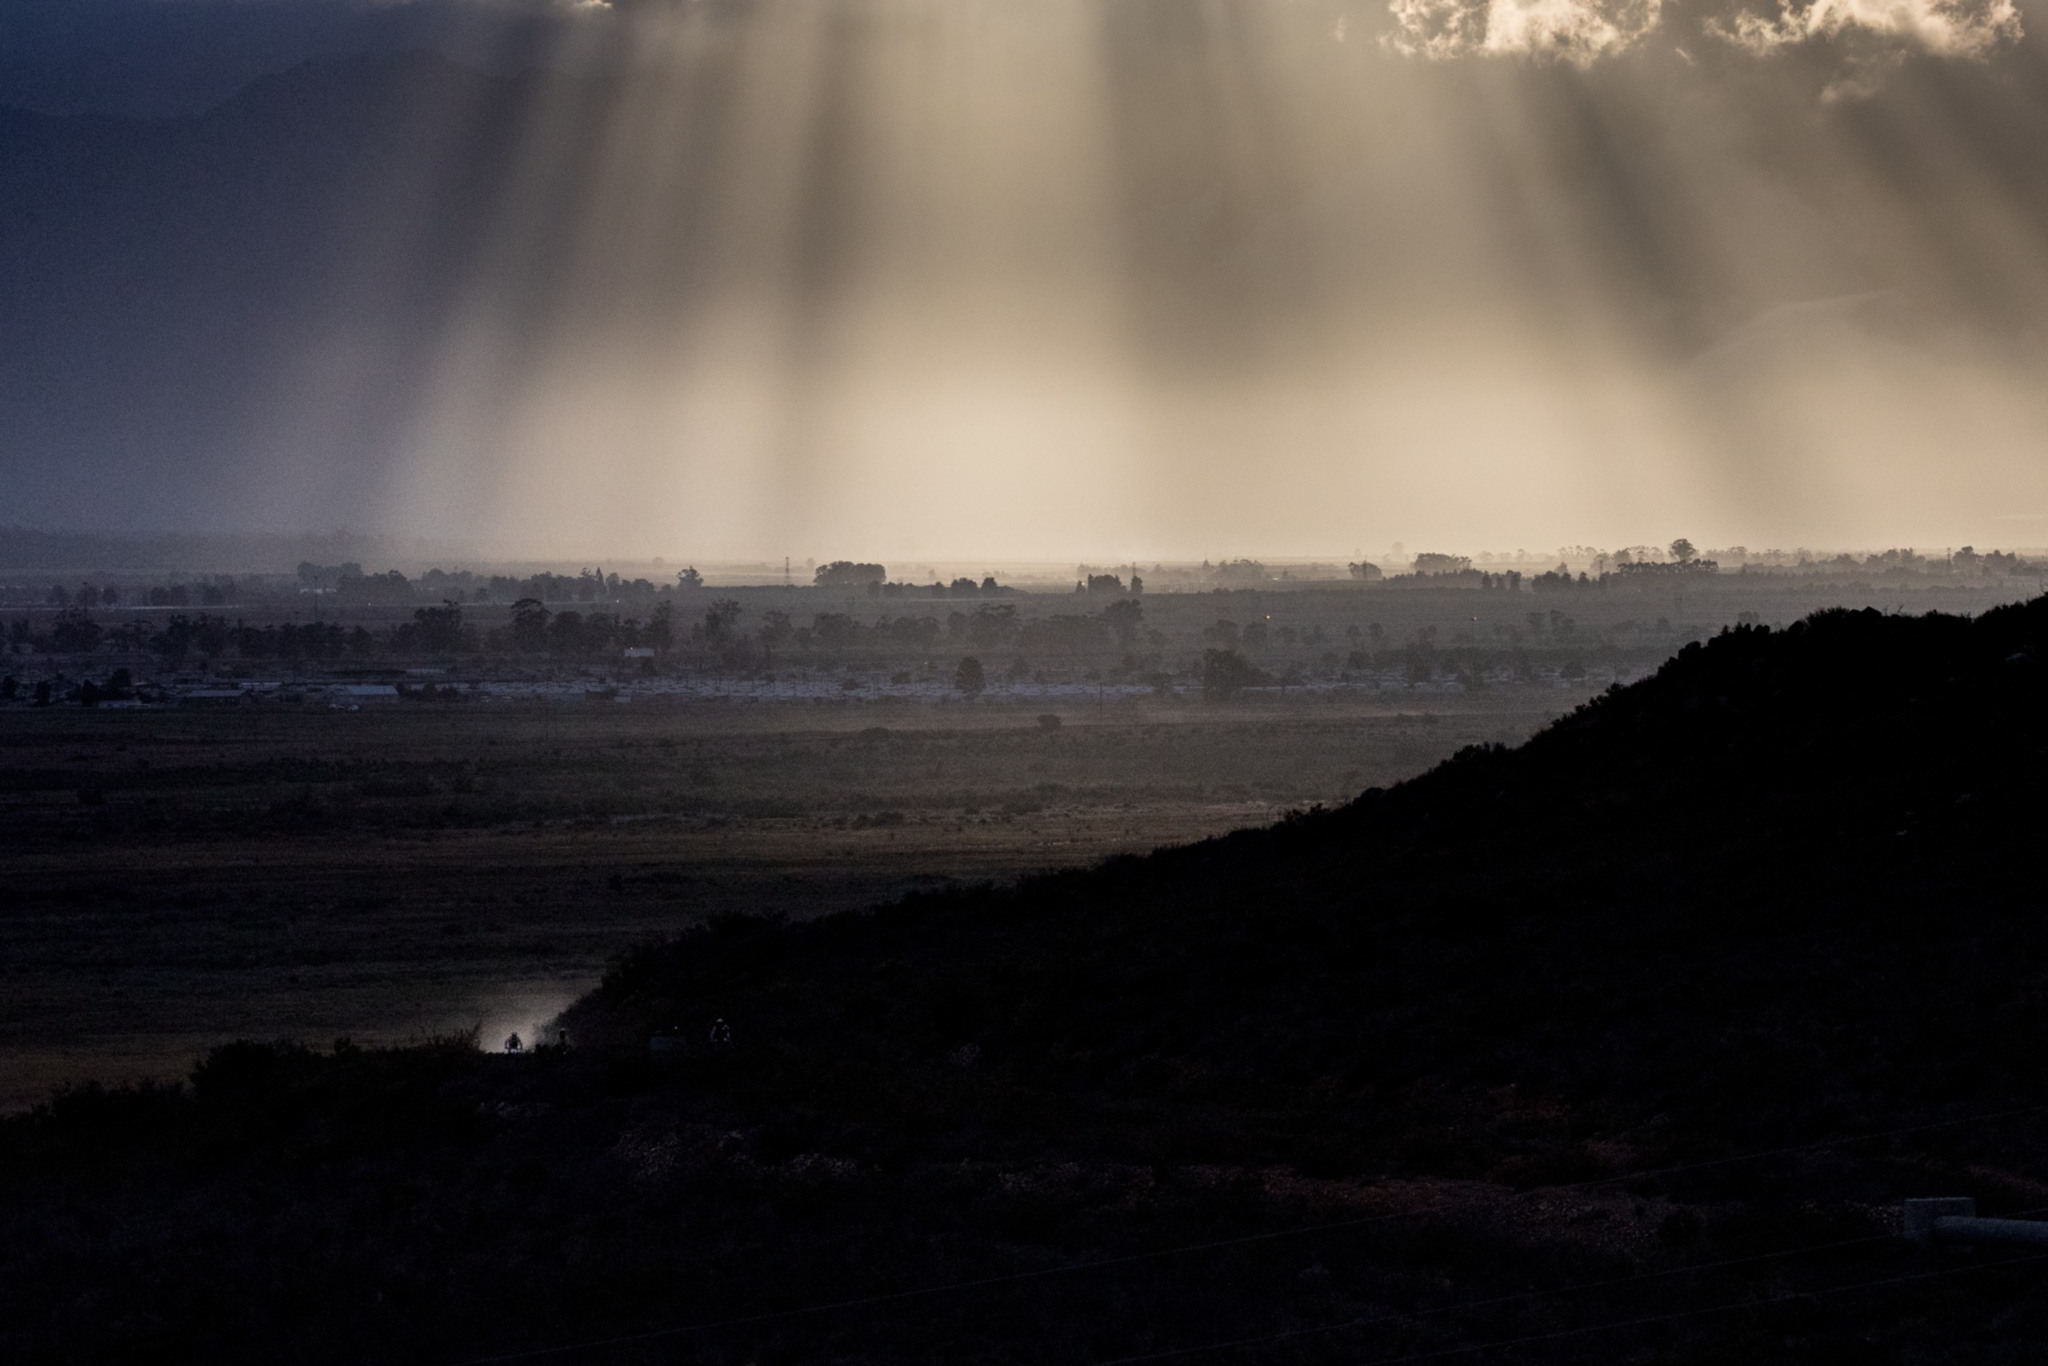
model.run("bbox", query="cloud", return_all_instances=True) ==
[1383,0,1663,62]
[1382,0,2021,68]
[1709,0,2021,58]
[0,0,609,118]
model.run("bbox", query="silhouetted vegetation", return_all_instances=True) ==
[9,599,2048,1361]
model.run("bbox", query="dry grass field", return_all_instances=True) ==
[0,691,1583,1107]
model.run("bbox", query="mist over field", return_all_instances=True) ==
[8,0,2048,559]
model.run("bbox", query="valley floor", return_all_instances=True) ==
[0,691,1571,1107]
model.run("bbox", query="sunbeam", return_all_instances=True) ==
[9,0,2048,554]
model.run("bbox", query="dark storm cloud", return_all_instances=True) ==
[0,0,590,117]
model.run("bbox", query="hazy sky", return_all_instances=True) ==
[5,0,2048,559]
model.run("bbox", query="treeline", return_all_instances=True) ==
[721,602,1143,661]
[4,612,376,665]
[6,597,1154,666]
[493,598,1138,663]
[299,562,678,605]
[10,596,1669,679]
[23,565,689,610]
[38,581,239,608]
[1524,561,1724,591]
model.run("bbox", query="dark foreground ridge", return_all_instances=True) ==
[7,601,2048,1363]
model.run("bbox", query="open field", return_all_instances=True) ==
[11,570,2041,1111]
[0,692,1579,1108]
[11,570,2044,1110]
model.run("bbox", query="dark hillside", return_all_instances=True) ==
[7,600,2048,1364]
[573,599,2048,1165]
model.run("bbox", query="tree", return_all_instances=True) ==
[511,598,550,652]
[646,601,674,653]
[758,610,792,665]
[954,656,986,695]
[701,599,742,646]
[676,566,703,590]
[1212,559,1269,585]
[1103,598,1144,649]
[50,608,103,654]
[812,614,858,651]
[549,610,585,654]
[1670,538,1697,564]
[1201,648,1266,699]
[1018,615,1111,655]
[814,561,886,588]
[150,616,193,664]
[967,605,1016,649]
[400,601,465,654]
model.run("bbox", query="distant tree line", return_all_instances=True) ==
[42,581,238,608]
[298,562,674,605]
[808,562,1016,599]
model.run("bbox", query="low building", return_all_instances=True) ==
[179,688,251,706]
[328,684,401,707]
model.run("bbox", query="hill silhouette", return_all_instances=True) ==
[572,596,2048,1167]
[6,599,2048,1363]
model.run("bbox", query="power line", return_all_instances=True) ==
[447,1103,2048,1365]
